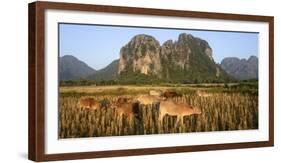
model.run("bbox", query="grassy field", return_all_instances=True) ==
[59,84,258,138]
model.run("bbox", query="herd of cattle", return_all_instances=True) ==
[78,90,202,125]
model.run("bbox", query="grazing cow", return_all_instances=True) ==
[78,97,101,110]
[159,100,201,125]
[149,90,163,97]
[136,95,164,105]
[116,97,133,104]
[163,91,182,99]
[112,101,141,122]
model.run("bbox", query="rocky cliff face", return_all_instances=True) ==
[119,34,214,75]
[118,33,230,83]
[118,34,162,77]
[221,56,258,80]
[160,33,215,79]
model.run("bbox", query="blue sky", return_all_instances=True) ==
[59,23,258,70]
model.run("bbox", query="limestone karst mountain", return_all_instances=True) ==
[118,33,233,83]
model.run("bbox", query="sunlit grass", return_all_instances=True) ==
[59,86,258,138]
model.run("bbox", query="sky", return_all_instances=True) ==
[59,23,258,70]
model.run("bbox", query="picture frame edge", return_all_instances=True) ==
[28,1,274,161]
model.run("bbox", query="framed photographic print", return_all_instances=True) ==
[28,1,274,161]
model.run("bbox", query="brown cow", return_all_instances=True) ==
[111,101,141,122]
[116,97,133,104]
[149,90,163,96]
[159,100,201,125]
[136,95,164,105]
[78,97,101,110]
[163,91,182,99]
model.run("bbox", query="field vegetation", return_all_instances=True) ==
[59,83,258,138]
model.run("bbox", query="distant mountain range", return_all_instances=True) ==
[221,56,258,80]
[59,33,258,82]
[59,55,96,81]
[87,59,119,81]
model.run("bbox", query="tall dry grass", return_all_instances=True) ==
[59,91,258,138]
